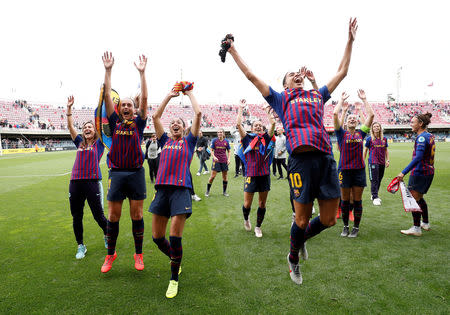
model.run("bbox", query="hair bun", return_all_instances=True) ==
[425,112,433,119]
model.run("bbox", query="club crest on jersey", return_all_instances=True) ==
[293,189,300,197]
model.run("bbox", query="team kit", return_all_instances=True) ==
[66,18,435,298]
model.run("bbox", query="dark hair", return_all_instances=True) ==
[416,112,432,128]
[282,72,288,88]
[170,117,186,128]
[80,120,99,149]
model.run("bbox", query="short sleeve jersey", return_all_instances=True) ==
[264,86,331,154]
[241,132,272,177]
[365,136,388,165]
[335,127,367,170]
[107,112,147,169]
[71,136,104,180]
[410,132,435,176]
[155,132,198,189]
[211,138,230,163]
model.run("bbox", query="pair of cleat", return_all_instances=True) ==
[340,226,359,238]
[243,220,263,238]
[100,252,144,273]
[401,222,431,236]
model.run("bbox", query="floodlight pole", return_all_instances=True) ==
[396,67,402,102]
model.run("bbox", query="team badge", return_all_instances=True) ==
[293,189,300,197]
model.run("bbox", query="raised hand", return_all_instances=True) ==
[341,91,350,102]
[305,69,315,82]
[169,89,180,98]
[67,95,74,108]
[357,89,366,101]
[300,66,307,79]
[226,34,235,53]
[134,55,147,73]
[349,17,358,42]
[102,51,114,70]
[239,99,246,108]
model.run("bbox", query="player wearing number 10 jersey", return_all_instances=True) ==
[398,113,435,237]
[225,18,359,284]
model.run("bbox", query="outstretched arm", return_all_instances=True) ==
[134,55,148,120]
[102,51,115,118]
[184,90,202,137]
[358,89,374,128]
[66,96,77,141]
[326,18,358,94]
[236,99,247,139]
[333,92,349,130]
[227,39,270,97]
[265,105,276,137]
[152,90,179,139]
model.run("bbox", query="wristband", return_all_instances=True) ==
[66,114,72,116]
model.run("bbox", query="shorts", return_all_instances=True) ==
[339,168,367,188]
[149,186,192,218]
[408,175,434,194]
[288,151,340,204]
[212,161,228,172]
[107,167,147,201]
[244,175,271,193]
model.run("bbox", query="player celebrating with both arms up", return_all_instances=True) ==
[225,18,359,284]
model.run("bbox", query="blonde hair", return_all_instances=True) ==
[370,122,383,140]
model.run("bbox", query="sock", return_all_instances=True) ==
[289,222,305,265]
[418,198,429,223]
[152,237,170,257]
[106,220,119,256]
[304,216,328,241]
[223,181,228,193]
[132,219,144,254]
[256,207,266,227]
[412,211,421,227]
[341,200,350,226]
[169,236,182,281]
[353,200,363,228]
[242,206,251,220]
[207,183,212,193]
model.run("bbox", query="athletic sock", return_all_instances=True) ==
[242,206,251,220]
[304,216,328,241]
[418,198,429,223]
[256,207,266,227]
[152,237,170,257]
[353,200,363,228]
[106,220,119,256]
[289,222,305,265]
[132,219,144,254]
[206,183,212,193]
[412,211,421,227]
[342,200,350,226]
[169,236,182,281]
[223,181,228,193]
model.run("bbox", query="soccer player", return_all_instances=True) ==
[334,90,374,238]
[236,99,275,237]
[100,52,148,273]
[66,95,107,259]
[225,18,359,284]
[205,128,231,197]
[398,113,435,236]
[231,126,245,178]
[145,134,160,183]
[363,122,389,206]
[149,86,201,298]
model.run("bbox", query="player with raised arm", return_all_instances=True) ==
[236,99,275,237]
[66,96,107,259]
[100,52,148,273]
[149,85,201,298]
[334,90,374,238]
[226,18,358,284]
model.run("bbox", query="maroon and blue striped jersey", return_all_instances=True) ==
[336,127,367,170]
[71,136,104,180]
[211,138,230,163]
[264,86,332,154]
[403,132,435,176]
[155,132,198,189]
[365,136,388,165]
[107,112,147,169]
[242,132,271,177]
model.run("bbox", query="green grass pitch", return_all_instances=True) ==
[0,142,449,314]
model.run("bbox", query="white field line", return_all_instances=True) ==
[0,161,107,178]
